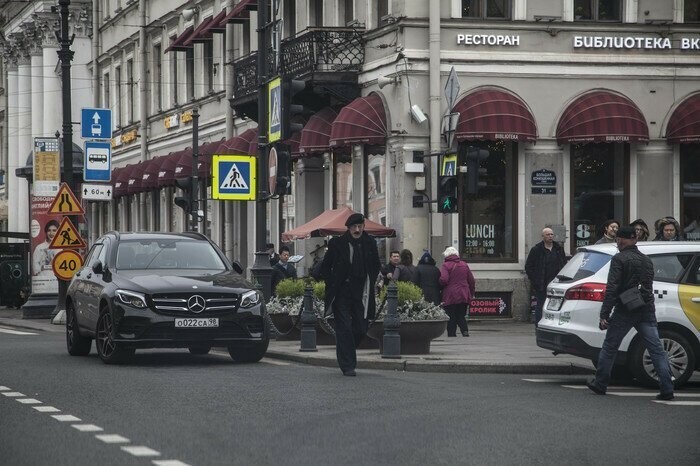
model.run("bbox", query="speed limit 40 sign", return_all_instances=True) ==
[52,250,83,280]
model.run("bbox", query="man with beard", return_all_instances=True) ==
[313,212,381,376]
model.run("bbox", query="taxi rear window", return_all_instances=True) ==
[555,251,611,282]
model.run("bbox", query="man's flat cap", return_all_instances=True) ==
[345,213,365,227]
[616,226,636,239]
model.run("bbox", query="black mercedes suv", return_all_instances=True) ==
[66,231,269,364]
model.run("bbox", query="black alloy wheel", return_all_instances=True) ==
[66,302,92,356]
[96,309,134,364]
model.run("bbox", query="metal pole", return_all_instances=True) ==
[382,281,401,358]
[299,284,317,352]
[191,107,200,232]
[56,0,76,316]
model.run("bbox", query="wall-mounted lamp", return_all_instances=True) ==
[377,75,399,89]
[182,7,199,22]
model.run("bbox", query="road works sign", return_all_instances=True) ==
[49,217,86,250]
[212,155,256,200]
[47,183,85,215]
[81,108,112,140]
[52,250,83,280]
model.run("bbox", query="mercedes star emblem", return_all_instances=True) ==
[187,295,206,313]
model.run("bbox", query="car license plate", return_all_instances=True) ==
[174,318,219,328]
[546,297,562,311]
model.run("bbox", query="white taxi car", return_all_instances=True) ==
[536,242,700,388]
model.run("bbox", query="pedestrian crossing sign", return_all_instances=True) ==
[268,77,282,143]
[212,155,256,200]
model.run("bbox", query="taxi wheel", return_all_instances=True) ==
[66,302,92,356]
[630,329,695,389]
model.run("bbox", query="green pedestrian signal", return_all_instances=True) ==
[437,175,458,214]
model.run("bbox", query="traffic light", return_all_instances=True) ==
[282,79,306,139]
[274,149,292,196]
[437,175,458,214]
[174,176,192,213]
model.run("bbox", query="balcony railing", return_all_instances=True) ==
[233,27,364,101]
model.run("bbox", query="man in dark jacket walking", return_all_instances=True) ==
[525,227,567,327]
[587,226,674,400]
[313,213,381,376]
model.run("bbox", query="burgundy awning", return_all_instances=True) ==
[197,138,225,178]
[206,10,228,33]
[556,91,649,144]
[182,16,215,46]
[284,131,301,158]
[175,149,194,179]
[299,107,339,155]
[164,26,195,53]
[113,164,135,197]
[666,93,700,144]
[141,157,163,190]
[221,0,257,24]
[219,128,258,155]
[329,94,387,148]
[111,166,122,196]
[127,161,145,194]
[248,134,259,156]
[157,152,182,188]
[454,89,537,143]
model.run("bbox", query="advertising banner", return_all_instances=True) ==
[30,196,62,294]
[469,292,512,317]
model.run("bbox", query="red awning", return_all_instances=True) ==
[329,94,387,148]
[282,206,396,242]
[299,107,339,155]
[175,149,194,179]
[156,151,182,188]
[220,0,257,24]
[111,166,122,196]
[164,26,195,53]
[454,89,537,142]
[219,128,258,155]
[206,10,228,33]
[284,131,301,158]
[182,16,215,46]
[197,138,225,178]
[127,161,145,194]
[113,164,135,197]
[666,93,700,144]
[556,91,649,144]
[141,157,164,190]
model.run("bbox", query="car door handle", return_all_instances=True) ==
[692,297,700,303]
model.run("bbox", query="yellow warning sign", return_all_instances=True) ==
[49,217,86,250]
[47,183,85,215]
[52,250,83,280]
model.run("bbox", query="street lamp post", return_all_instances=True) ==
[191,107,200,232]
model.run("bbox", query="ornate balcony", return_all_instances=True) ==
[231,27,364,120]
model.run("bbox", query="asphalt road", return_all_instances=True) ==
[1,327,699,466]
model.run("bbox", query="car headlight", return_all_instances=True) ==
[115,290,148,309]
[240,290,261,309]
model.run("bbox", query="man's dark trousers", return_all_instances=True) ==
[333,295,367,372]
[533,288,546,327]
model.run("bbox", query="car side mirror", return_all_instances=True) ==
[92,260,104,275]
[231,260,244,274]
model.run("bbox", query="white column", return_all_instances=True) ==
[43,45,61,137]
[6,65,19,234]
[17,56,32,233]
[70,36,94,128]
[31,51,44,139]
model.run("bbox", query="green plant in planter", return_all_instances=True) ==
[378,281,423,306]
[266,296,303,315]
[312,281,325,301]
[377,282,448,322]
[275,278,305,298]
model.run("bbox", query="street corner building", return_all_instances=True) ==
[0,0,699,319]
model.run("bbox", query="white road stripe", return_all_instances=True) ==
[33,406,60,413]
[121,446,160,457]
[261,358,291,366]
[153,460,192,466]
[0,386,11,391]
[0,327,37,335]
[72,424,103,432]
[607,392,660,397]
[52,414,81,422]
[523,378,571,383]
[2,392,25,397]
[561,385,588,390]
[95,434,130,444]
[652,400,700,406]
[16,398,41,404]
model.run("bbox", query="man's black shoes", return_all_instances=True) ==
[586,380,606,395]
[655,392,674,401]
[342,369,357,377]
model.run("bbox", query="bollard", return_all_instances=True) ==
[382,281,401,358]
[299,284,317,352]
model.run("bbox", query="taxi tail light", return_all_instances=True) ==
[564,283,607,302]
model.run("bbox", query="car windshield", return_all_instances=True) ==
[555,250,611,282]
[115,239,227,271]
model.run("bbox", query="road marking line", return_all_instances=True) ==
[261,358,290,366]
[0,327,38,335]
[16,398,42,404]
[33,406,60,413]
[52,414,81,422]
[2,392,25,397]
[652,400,700,406]
[523,378,571,383]
[95,434,130,444]
[153,460,192,466]
[121,446,160,457]
[607,392,660,397]
[561,385,588,390]
[0,386,11,391]
[72,424,103,432]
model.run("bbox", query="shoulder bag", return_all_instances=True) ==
[618,285,646,311]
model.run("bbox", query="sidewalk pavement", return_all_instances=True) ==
[0,307,594,375]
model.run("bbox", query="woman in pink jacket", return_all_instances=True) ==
[439,247,476,337]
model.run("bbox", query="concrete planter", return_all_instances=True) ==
[366,319,448,355]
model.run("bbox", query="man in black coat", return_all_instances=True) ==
[312,213,381,376]
[271,245,297,296]
[587,226,674,400]
[525,227,567,327]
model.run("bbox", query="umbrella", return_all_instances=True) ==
[281,206,395,242]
